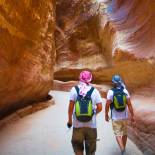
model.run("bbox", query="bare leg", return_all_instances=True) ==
[122,135,127,148]
[115,136,125,152]
[75,151,83,155]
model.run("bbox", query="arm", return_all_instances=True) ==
[94,89,102,115]
[105,100,111,122]
[68,100,74,126]
[96,103,102,114]
[127,98,134,121]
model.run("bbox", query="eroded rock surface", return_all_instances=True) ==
[0,0,155,154]
[106,0,155,58]
[55,0,155,89]
[0,0,55,118]
[105,1,155,153]
[55,0,155,71]
[55,0,112,70]
[128,94,155,154]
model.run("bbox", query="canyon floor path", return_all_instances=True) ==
[0,91,143,155]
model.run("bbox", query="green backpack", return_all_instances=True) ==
[110,87,127,112]
[74,86,94,122]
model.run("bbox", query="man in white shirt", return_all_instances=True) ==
[105,75,134,155]
[67,70,102,155]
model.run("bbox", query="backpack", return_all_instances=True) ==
[110,87,127,112]
[74,86,94,122]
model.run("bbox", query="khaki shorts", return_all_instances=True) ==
[71,127,97,154]
[112,120,127,136]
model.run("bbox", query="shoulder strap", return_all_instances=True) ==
[75,86,79,95]
[86,87,94,98]
[111,88,116,95]
[112,87,124,94]
[75,86,94,97]
[110,88,115,110]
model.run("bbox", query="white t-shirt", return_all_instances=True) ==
[107,87,130,121]
[70,84,102,128]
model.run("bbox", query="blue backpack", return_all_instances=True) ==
[74,86,94,122]
[110,87,127,112]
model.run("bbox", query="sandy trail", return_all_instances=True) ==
[0,91,143,155]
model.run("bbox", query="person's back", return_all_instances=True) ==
[108,85,129,121]
[105,74,134,155]
[67,70,102,155]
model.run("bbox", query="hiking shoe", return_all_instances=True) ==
[121,149,126,155]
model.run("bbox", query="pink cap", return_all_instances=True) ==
[79,70,92,84]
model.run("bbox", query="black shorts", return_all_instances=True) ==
[71,127,97,155]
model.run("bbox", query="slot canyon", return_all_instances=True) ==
[0,0,155,154]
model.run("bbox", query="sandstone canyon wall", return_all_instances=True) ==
[55,0,155,70]
[0,0,55,118]
[55,0,155,154]
[55,0,113,71]
[106,1,155,153]
[55,0,155,89]
[106,0,155,58]
[0,0,155,154]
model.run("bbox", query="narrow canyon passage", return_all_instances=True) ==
[0,0,155,154]
[0,91,142,155]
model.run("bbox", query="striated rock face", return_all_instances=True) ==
[0,0,155,153]
[128,93,155,154]
[55,0,155,66]
[105,1,155,153]
[54,0,155,89]
[55,0,155,89]
[55,0,155,71]
[0,0,55,118]
[55,0,155,154]
[106,0,155,58]
[55,0,112,70]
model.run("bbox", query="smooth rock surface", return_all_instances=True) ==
[55,0,155,71]
[106,0,155,58]
[55,0,110,70]
[0,0,55,118]
[128,90,155,154]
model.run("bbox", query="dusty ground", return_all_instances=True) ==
[0,91,143,155]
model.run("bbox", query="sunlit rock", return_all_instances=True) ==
[0,0,55,118]
[55,0,111,71]
[55,1,155,154]
[106,0,155,58]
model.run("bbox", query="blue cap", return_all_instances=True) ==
[112,74,122,84]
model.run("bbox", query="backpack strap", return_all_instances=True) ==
[112,87,124,96]
[86,87,94,98]
[74,86,79,95]
[74,86,94,98]
[110,88,116,117]
[110,88,117,110]
[110,87,125,117]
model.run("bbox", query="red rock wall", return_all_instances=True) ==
[0,0,55,118]
[55,0,111,70]
[128,94,155,154]
[107,0,155,58]
[105,1,155,153]
[55,0,155,154]
[56,0,155,70]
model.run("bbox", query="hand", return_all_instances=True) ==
[130,115,134,122]
[67,122,72,128]
[92,109,96,116]
[105,114,110,122]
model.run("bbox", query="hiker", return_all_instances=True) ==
[67,70,102,155]
[105,74,134,155]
